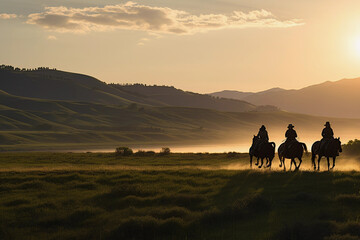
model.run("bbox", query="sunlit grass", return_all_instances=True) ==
[1,153,360,239]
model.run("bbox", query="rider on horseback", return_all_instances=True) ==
[258,125,269,142]
[284,124,297,154]
[318,121,334,155]
[254,125,269,154]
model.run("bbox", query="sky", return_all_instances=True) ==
[1,0,360,93]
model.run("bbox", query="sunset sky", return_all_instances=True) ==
[1,0,360,93]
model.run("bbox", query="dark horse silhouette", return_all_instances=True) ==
[311,138,342,171]
[278,141,307,171]
[249,135,276,168]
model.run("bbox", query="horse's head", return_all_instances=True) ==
[252,135,259,144]
[336,137,342,153]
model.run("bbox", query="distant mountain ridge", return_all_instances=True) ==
[210,78,360,118]
[210,87,285,100]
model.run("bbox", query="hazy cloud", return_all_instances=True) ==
[0,13,17,19]
[27,2,303,35]
[47,35,57,40]
[137,37,150,46]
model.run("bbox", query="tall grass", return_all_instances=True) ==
[1,153,360,239]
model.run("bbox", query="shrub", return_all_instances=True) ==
[227,152,240,158]
[134,150,156,156]
[115,147,133,156]
[159,147,171,155]
[342,139,360,156]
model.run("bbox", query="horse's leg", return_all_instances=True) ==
[292,158,298,171]
[267,158,272,168]
[250,155,253,168]
[259,157,263,168]
[269,159,272,170]
[283,158,286,171]
[290,159,293,171]
[317,156,322,171]
[297,157,302,170]
[255,157,259,166]
[331,157,336,170]
[293,158,298,170]
[327,157,330,171]
[311,153,317,171]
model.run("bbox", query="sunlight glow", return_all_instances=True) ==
[352,36,360,57]
[356,40,360,55]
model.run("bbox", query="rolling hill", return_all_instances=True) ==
[0,88,360,151]
[1,66,360,151]
[0,67,261,113]
[0,68,167,107]
[110,84,266,112]
[210,78,360,118]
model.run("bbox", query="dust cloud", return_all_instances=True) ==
[2,157,359,173]
[217,156,360,172]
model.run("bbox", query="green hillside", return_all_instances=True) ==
[112,84,259,112]
[0,66,260,113]
[1,66,360,151]
[1,88,360,151]
[0,67,165,107]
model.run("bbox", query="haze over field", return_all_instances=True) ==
[0,66,360,151]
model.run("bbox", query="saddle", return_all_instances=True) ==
[319,138,334,155]
[286,139,298,149]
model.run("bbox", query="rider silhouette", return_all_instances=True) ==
[322,121,334,139]
[254,125,269,153]
[319,121,334,154]
[284,124,297,153]
[257,125,269,142]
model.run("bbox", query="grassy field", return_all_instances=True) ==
[1,152,360,239]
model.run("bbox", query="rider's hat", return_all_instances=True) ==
[288,124,294,129]
[324,121,331,127]
[260,125,266,130]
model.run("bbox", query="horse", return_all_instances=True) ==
[249,135,276,169]
[278,140,307,171]
[311,138,342,171]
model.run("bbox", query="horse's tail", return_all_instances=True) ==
[301,142,308,153]
[278,143,284,160]
[268,142,276,159]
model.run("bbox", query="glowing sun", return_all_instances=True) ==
[354,37,360,56]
